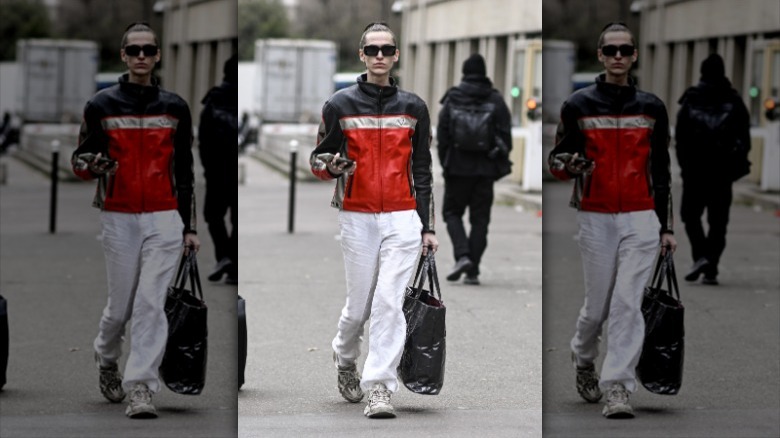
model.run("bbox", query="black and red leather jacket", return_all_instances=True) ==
[71,74,196,234]
[310,74,435,234]
[549,74,673,233]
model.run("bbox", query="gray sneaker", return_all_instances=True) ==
[333,352,364,403]
[95,352,125,403]
[125,383,157,419]
[364,383,396,418]
[572,352,602,403]
[602,383,634,419]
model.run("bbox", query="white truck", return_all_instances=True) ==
[541,40,575,124]
[253,39,337,123]
[16,39,98,123]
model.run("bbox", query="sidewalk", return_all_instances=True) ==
[0,153,238,438]
[542,179,779,438]
[237,154,543,437]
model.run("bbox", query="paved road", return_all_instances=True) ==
[0,153,238,437]
[542,180,780,437]
[237,154,543,437]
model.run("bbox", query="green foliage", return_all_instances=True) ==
[238,0,289,61]
[0,0,52,61]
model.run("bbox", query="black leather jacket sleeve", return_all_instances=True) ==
[649,102,673,233]
[412,101,435,234]
[174,102,196,234]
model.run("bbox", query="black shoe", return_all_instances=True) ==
[446,256,473,281]
[208,258,232,282]
[702,275,719,285]
[684,258,710,282]
[463,275,480,285]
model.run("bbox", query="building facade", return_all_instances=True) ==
[399,0,542,124]
[636,0,780,189]
[159,0,238,117]
[399,0,543,189]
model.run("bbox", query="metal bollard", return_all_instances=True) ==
[49,139,60,234]
[287,139,299,234]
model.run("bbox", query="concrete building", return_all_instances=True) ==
[398,0,543,189]
[399,0,542,123]
[157,0,237,117]
[635,0,780,190]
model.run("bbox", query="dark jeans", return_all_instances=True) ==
[680,179,732,276]
[442,176,494,276]
[203,180,237,267]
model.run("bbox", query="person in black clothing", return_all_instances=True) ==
[437,53,512,285]
[198,54,238,284]
[675,53,751,285]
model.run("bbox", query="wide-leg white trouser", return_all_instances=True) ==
[570,210,660,393]
[332,210,423,393]
[94,210,183,393]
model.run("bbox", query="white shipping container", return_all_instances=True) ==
[541,40,575,123]
[238,61,256,120]
[254,39,336,123]
[0,62,20,116]
[16,39,98,123]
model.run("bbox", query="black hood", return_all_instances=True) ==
[678,77,736,105]
[441,75,493,104]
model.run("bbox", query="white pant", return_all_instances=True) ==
[571,210,660,393]
[332,210,423,393]
[94,210,183,393]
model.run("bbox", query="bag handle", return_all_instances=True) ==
[410,253,431,299]
[663,252,681,303]
[426,252,443,303]
[186,251,204,301]
[650,252,666,291]
[174,252,191,291]
[651,251,681,303]
[173,251,204,301]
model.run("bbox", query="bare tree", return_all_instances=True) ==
[543,0,638,71]
[294,0,400,72]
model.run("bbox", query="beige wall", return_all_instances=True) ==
[400,0,542,122]
[160,0,237,118]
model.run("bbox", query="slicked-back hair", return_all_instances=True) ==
[598,22,635,48]
[121,22,159,48]
[359,22,397,49]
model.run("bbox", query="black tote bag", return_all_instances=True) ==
[0,294,8,390]
[160,251,208,395]
[637,251,685,395]
[238,295,247,390]
[398,252,446,395]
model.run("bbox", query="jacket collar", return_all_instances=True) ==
[595,73,637,101]
[357,73,398,100]
[118,73,160,100]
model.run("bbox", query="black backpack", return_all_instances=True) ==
[448,101,495,152]
[685,101,734,151]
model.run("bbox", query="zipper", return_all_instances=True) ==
[378,87,384,211]
[616,102,624,211]
[139,103,147,211]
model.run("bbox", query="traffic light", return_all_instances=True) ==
[526,97,542,121]
[765,97,780,121]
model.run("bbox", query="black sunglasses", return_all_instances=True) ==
[363,45,396,57]
[124,44,158,57]
[601,44,635,57]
